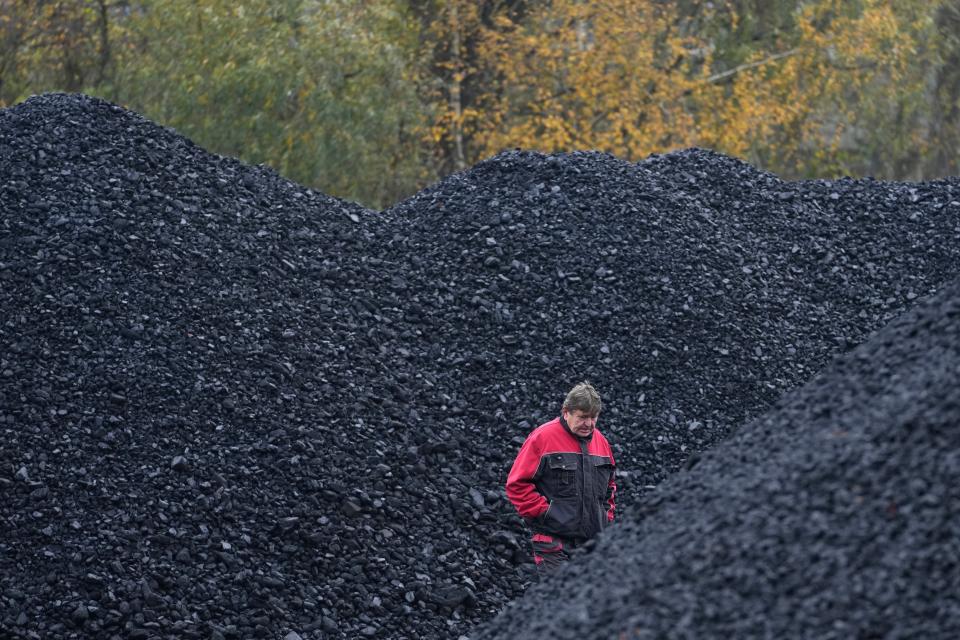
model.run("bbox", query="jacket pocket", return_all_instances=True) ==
[592,458,614,501]
[547,456,578,498]
[541,497,579,537]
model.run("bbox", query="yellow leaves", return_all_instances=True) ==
[541,115,573,151]
[474,0,709,159]
[453,0,936,182]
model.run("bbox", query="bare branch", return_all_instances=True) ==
[704,47,801,84]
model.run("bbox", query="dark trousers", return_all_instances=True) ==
[531,533,584,574]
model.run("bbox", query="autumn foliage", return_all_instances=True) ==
[1,1,958,206]
[465,0,938,178]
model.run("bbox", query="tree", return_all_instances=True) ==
[927,1,960,177]
[406,0,530,176]
[471,0,936,181]
[106,0,427,208]
[0,0,118,106]
[710,0,935,179]
[475,0,722,159]
[2,0,958,196]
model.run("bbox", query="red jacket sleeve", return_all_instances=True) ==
[505,431,549,520]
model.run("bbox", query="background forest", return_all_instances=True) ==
[2,0,959,208]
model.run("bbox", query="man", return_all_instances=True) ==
[506,381,616,572]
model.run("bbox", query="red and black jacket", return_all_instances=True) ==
[506,416,616,541]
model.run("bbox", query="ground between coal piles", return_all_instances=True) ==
[1,94,959,639]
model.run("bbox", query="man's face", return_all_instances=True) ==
[563,408,598,437]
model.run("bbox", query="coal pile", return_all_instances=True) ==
[379,149,960,494]
[0,94,403,640]
[2,93,960,640]
[473,275,960,639]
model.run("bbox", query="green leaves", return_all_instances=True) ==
[3,0,960,205]
[104,0,425,208]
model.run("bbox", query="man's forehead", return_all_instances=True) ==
[570,409,599,418]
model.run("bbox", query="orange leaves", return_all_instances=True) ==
[475,0,714,159]
[454,0,934,181]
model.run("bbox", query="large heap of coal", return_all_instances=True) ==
[0,94,400,640]
[474,275,960,639]
[2,94,960,640]
[380,149,960,494]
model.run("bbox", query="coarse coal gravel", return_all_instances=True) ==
[1,93,959,640]
[378,147,960,504]
[473,270,960,640]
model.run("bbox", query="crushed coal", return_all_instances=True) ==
[474,272,960,640]
[380,148,960,488]
[2,93,960,639]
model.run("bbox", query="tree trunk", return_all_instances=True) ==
[95,0,110,85]
[450,1,466,171]
[929,2,960,177]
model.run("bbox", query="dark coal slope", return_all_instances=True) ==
[474,277,960,640]
[382,149,960,494]
[0,94,404,639]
